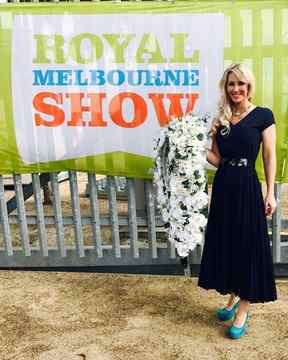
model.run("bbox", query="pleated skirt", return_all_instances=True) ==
[197,164,277,303]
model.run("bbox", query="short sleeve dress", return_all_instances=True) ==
[197,106,277,303]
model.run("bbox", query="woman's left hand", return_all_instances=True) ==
[265,194,277,216]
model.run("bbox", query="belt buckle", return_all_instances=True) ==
[221,157,248,167]
[238,158,248,167]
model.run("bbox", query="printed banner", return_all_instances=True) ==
[0,2,287,181]
[12,14,223,164]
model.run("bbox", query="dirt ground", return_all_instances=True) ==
[1,176,288,359]
[0,271,288,360]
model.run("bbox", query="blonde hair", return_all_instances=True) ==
[210,63,255,137]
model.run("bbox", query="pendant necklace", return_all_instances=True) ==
[233,104,252,118]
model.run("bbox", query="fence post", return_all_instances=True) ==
[0,176,13,255]
[107,176,121,258]
[134,179,146,217]
[13,174,30,256]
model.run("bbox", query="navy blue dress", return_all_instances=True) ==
[197,106,277,303]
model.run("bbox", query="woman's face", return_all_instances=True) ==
[226,71,249,105]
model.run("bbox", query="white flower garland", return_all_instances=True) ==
[153,112,210,258]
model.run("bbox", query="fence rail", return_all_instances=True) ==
[0,1,287,274]
[0,172,285,273]
[0,173,185,269]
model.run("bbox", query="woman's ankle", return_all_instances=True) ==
[226,294,238,309]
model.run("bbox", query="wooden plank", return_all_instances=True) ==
[50,173,66,257]
[69,171,85,257]
[126,178,139,258]
[0,176,13,255]
[13,174,30,256]
[32,174,48,256]
[88,173,103,257]
[107,176,121,258]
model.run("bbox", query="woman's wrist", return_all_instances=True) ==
[266,188,274,197]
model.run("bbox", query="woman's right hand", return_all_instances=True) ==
[206,126,222,168]
[206,149,221,168]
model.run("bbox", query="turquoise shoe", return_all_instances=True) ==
[216,299,240,321]
[227,311,250,339]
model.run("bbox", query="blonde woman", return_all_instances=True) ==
[197,63,277,339]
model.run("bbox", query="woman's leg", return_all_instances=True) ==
[233,299,250,326]
[225,292,238,310]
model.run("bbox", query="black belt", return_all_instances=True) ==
[220,157,250,167]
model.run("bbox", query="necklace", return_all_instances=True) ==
[230,104,255,127]
[233,104,252,117]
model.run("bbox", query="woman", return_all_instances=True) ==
[197,63,277,339]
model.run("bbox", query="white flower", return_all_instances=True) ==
[153,112,210,258]
[175,242,191,257]
[189,192,209,209]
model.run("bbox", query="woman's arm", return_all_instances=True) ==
[206,136,221,168]
[262,124,277,215]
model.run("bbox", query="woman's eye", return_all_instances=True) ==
[228,81,246,86]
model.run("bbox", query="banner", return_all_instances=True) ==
[0,1,287,182]
[13,13,223,164]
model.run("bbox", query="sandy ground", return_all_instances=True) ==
[1,176,288,359]
[0,271,288,360]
